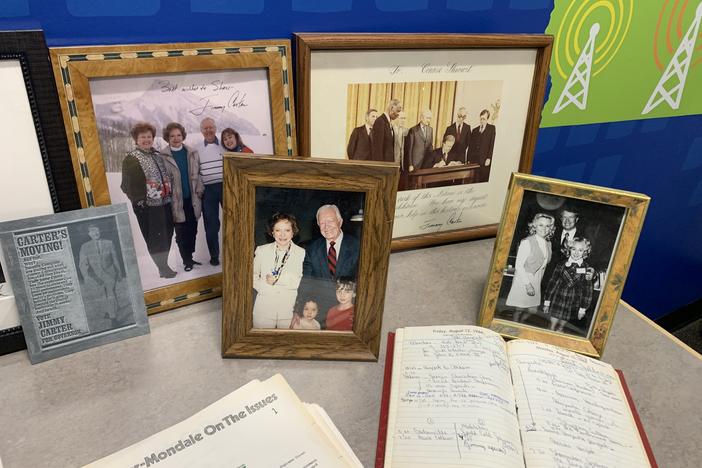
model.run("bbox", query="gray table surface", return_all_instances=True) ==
[1,239,700,467]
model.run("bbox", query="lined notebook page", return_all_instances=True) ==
[507,340,651,468]
[384,326,525,468]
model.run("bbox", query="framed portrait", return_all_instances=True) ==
[0,30,80,356]
[295,33,552,250]
[0,204,149,364]
[49,40,296,314]
[222,154,398,361]
[478,173,650,358]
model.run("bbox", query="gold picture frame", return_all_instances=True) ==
[479,173,650,358]
[295,33,552,251]
[222,154,398,360]
[50,40,296,314]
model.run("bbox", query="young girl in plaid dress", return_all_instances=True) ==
[543,237,594,332]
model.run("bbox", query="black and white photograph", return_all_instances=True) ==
[253,188,365,331]
[89,70,273,291]
[344,80,501,191]
[494,191,626,338]
[0,205,149,364]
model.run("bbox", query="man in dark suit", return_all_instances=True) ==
[443,107,471,164]
[402,109,433,189]
[371,98,402,162]
[347,108,377,161]
[424,134,462,168]
[301,204,360,329]
[467,109,496,183]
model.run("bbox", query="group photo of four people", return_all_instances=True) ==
[120,117,253,280]
[346,98,496,190]
[252,200,362,332]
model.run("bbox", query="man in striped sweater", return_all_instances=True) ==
[195,117,223,266]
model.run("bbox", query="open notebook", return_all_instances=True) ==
[376,326,657,468]
[85,374,361,467]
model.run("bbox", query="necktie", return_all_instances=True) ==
[561,232,570,250]
[422,126,426,139]
[480,126,484,133]
[458,123,462,135]
[327,241,337,277]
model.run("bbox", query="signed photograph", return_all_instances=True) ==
[252,187,365,331]
[50,40,296,313]
[90,70,273,291]
[222,155,398,360]
[479,174,650,357]
[296,33,552,249]
[0,205,149,364]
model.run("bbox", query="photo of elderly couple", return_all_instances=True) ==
[495,191,626,338]
[345,80,501,191]
[89,69,273,290]
[252,188,365,331]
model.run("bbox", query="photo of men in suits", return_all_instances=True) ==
[443,107,471,164]
[467,109,496,183]
[401,110,433,190]
[393,111,408,168]
[424,134,463,168]
[371,99,402,162]
[347,109,377,161]
[301,205,360,329]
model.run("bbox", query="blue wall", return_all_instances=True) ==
[2,0,699,320]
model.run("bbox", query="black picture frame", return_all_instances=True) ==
[0,30,80,356]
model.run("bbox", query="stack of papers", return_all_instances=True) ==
[85,374,361,467]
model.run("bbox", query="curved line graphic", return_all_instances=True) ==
[594,0,633,76]
[654,0,669,70]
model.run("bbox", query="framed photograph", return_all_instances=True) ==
[0,204,149,364]
[50,40,296,314]
[295,33,552,250]
[0,30,80,356]
[222,154,398,360]
[479,173,650,358]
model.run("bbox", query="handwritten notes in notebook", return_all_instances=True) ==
[384,326,524,468]
[508,340,650,468]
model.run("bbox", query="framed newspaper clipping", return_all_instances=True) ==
[50,39,296,314]
[296,33,552,250]
[0,204,149,364]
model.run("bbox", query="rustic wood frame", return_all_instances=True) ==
[478,173,650,358]
[222,154,398,360]
[295,33,553,251]
[49,40,296,314]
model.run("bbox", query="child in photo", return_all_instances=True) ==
[291,299,321,330]
[543,237,594,333]
[325,278,356,331]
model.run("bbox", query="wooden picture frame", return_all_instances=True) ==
[0,204,149,364]
[0,30,80,356]
[478,173,650,358]
[222,154,398,360]
[49,40,296,314]
[295,33,552,250]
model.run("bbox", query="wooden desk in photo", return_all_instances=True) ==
[408,163,480,189]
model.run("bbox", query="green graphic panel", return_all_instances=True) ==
[542,0,702,127]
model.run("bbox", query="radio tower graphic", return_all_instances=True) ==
[550,0,634,114]
[642,2,702,114]
[553,23,600,113]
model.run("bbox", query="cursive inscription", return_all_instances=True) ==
[189,90,248,116]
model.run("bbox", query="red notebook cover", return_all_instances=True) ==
[374,332,657,468]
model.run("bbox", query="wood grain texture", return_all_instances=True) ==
[478,173,650,358]
[294,33,553,250]
[222,154,398,360]
[48,40,296,314]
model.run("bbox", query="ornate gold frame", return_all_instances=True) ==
[478,173,650,357]
[221,154,398,360]
[49,40,296,314]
